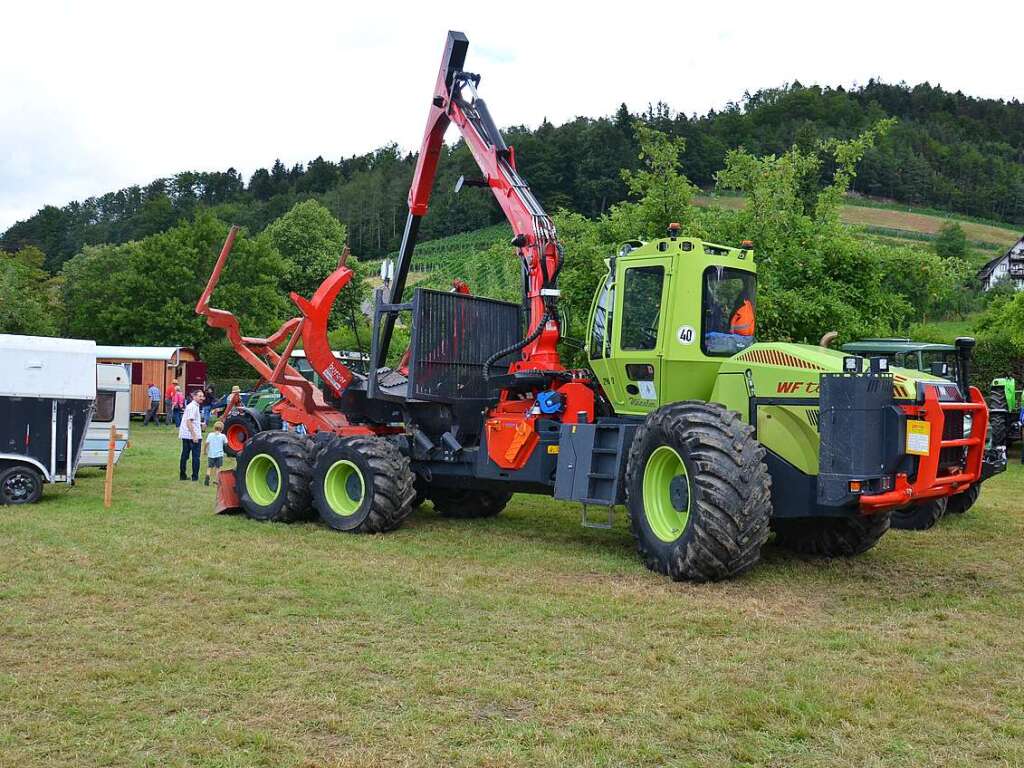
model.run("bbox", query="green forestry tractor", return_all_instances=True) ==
[197,31,1005,582]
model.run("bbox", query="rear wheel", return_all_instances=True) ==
[987,389,1009,447]
[624,401,772,582]
[0,464,44,505]
[946,483,981,515]
[772,513,890,556]
[890,497,947,531]
[224,408,263,458]
[310,435,415,532]
[430,488,512,518]
[235,431,313,522]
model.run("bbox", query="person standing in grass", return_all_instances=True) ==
[171,386,185,428]
[202,384,215,425]
[164,381,176,425]
[179,389,205,481]
[204,420,227,486]
[142,383,161,425]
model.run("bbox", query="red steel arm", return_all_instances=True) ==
[196,226,366,435]
[391,30,565,376]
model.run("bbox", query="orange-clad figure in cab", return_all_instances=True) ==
[730,297,755,337]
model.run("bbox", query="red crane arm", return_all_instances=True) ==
[382,30,564,376]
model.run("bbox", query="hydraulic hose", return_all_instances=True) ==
[483,309,551,382]
[483,241,564,383]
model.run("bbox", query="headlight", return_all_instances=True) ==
[964,413,973,437]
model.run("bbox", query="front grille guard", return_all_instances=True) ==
[860,384,988,511]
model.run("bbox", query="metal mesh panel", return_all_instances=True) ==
[940,411,966,468]
[408,289,521,402]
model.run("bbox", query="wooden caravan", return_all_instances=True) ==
[94,346,206,417]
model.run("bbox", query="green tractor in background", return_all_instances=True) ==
[840,339,960,380]
[987,377,1021,448]
[220,385,283,457]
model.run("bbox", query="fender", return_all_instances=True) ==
[0,453,50,482]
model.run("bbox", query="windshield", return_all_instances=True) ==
[920,350,958,377]
[702,266,757,356]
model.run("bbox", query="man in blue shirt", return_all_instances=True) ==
[142,383,161,426]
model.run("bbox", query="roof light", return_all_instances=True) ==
[843,356,860,373]
[668,223,680,240]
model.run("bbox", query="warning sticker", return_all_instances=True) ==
[906,420,931,456]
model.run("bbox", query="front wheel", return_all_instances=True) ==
[224,408,263,458]
[0,464,44,505]
[624,401,772,582]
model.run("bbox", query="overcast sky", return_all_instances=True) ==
[3,0,1023,232]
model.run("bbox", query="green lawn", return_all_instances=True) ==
[2,426,1023,767]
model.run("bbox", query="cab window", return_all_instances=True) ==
[702,267,756,356]
[590,272,615,359]
[619,266,664,351]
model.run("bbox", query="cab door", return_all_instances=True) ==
[610,259,669,415]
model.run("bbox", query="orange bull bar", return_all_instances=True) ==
[860,385,988,512]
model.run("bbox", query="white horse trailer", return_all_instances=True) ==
[80,363,131,468]
[0,335,96,504]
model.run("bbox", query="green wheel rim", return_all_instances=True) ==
[642,445,690,542]
[323,460,365,517]
[245,454,282,507]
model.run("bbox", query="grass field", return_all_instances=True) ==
[2,426,1023,767]
[696,194,1021,250]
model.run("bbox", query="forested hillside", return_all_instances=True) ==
[4,80,1024,272]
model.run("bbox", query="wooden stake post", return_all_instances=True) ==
[103,423,124,508]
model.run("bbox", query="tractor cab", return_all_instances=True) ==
[587,228,758,415]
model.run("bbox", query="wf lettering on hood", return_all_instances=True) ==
[777,381,821,394]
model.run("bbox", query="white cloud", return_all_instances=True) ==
[1,0,1022,231]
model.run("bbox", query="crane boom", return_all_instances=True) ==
[377,30,564,378]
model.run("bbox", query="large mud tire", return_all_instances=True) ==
[310,435,415,533]
[891,497,947,530]
[224,407,263,458]
[772,513,891,557]
[946,483,981,515]
[430,488,513,518]
[987,389,1009,448]
[235,431,313,522]
[624,401,772,582]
